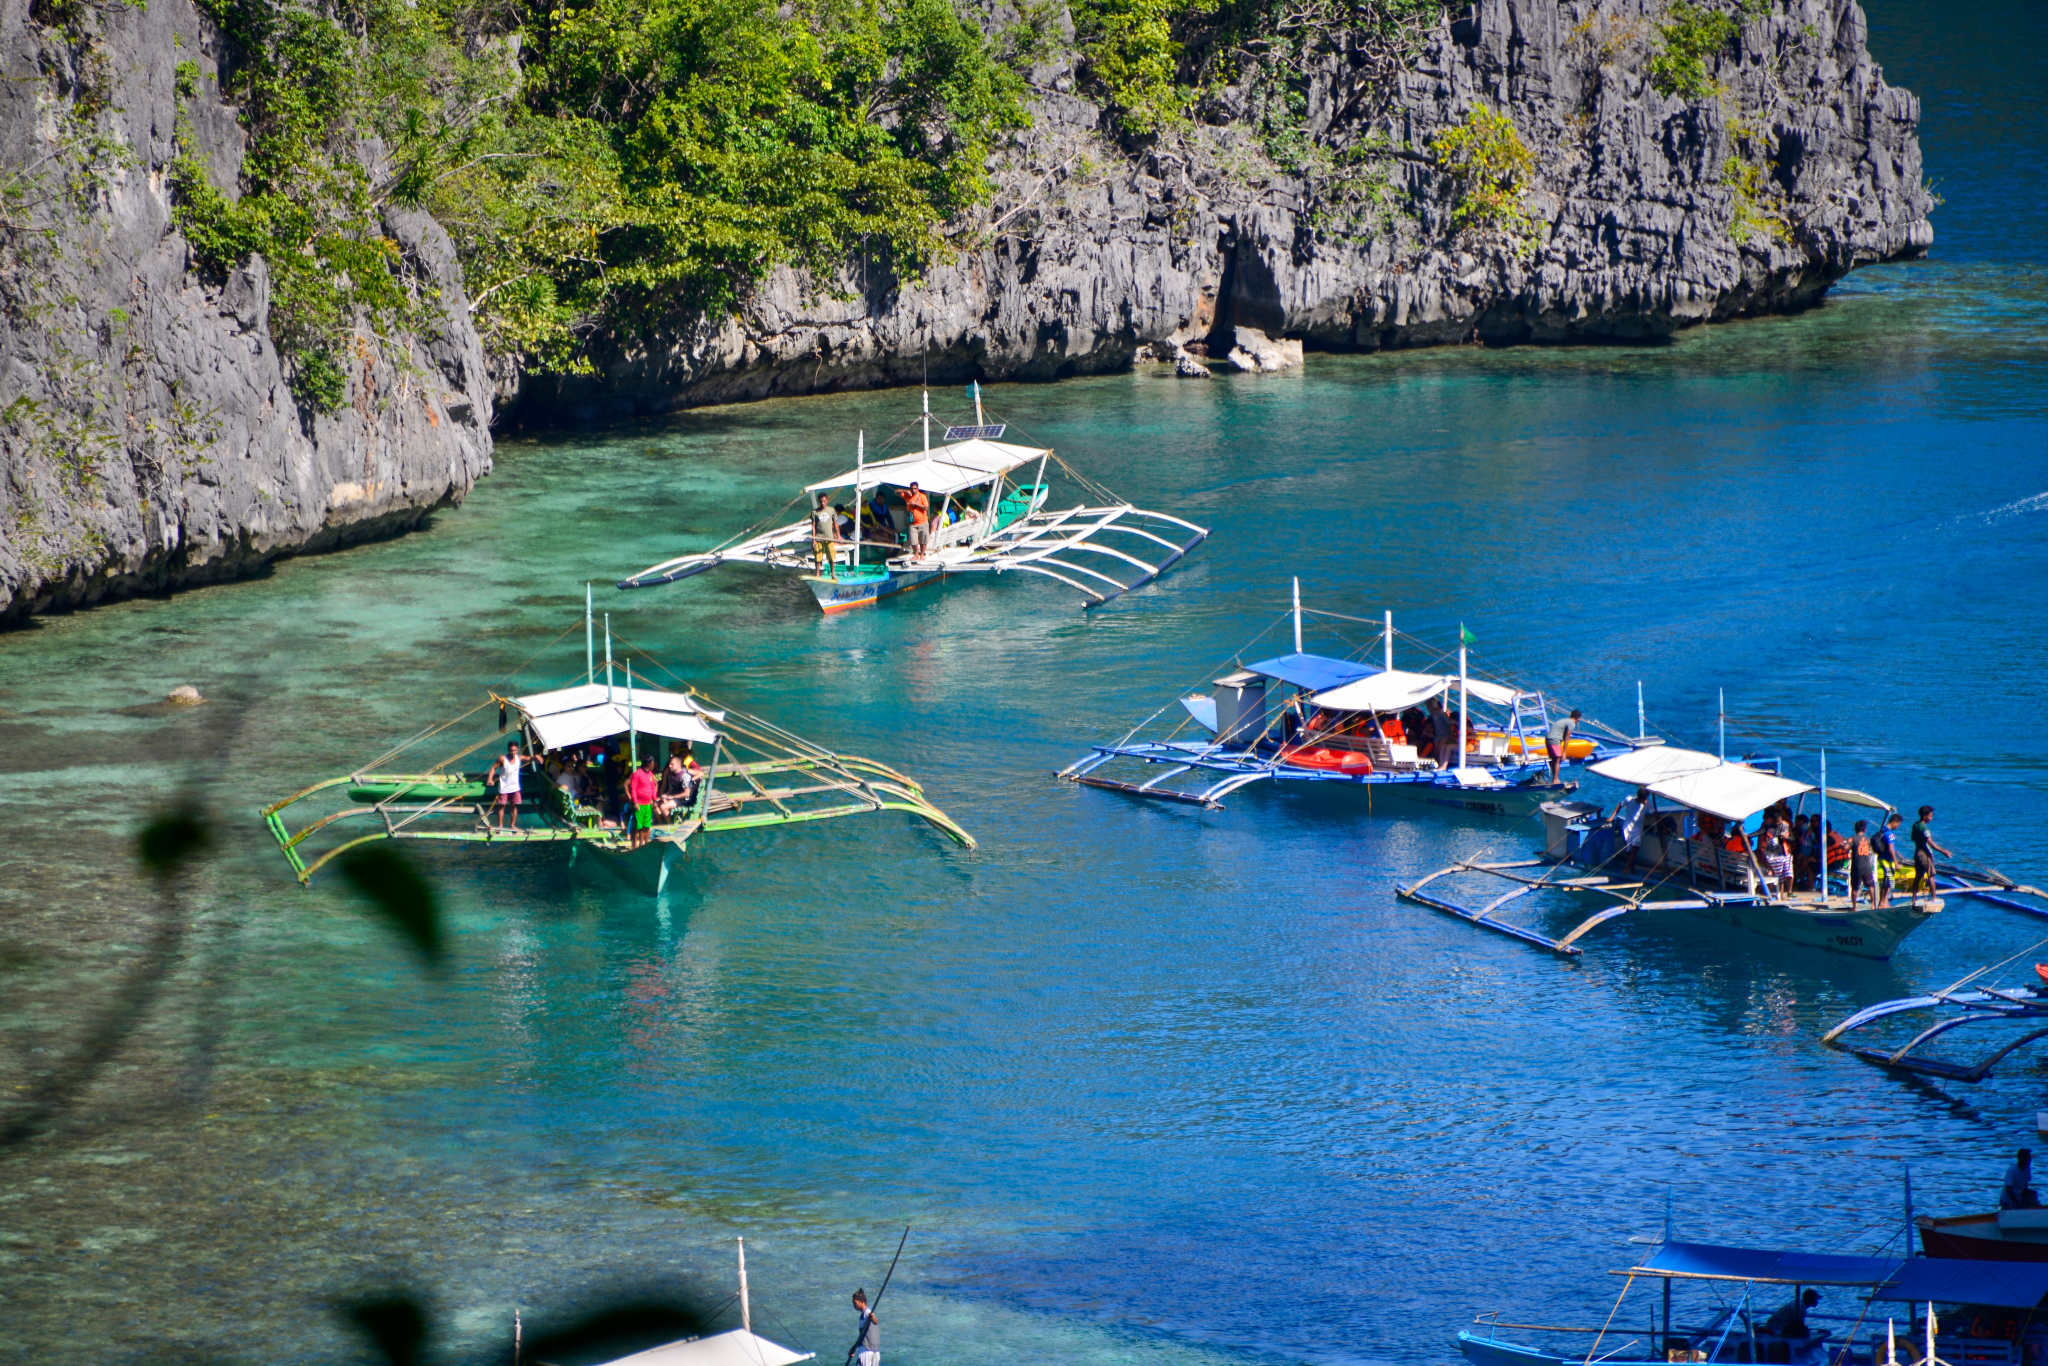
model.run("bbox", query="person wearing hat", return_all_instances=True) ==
[1909,805,1951,899]
[2003,1148,2041,1210]
[849,1288,880,1366]
[1764,1289,1820,1338]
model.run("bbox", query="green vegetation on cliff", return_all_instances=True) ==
[169,0,1025,400]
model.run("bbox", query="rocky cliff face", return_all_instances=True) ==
[508,0,1933,418]
[0,0,493,624]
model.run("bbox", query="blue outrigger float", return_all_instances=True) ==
[1060,583,1638,817]
[619,386,1208,613]
[1462,1220,2048,1366]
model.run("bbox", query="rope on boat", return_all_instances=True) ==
[1583,1273,1636,1366]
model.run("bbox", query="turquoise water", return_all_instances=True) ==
[4,4,2047,1363]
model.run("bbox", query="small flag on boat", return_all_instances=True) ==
[1460,625,1475,645]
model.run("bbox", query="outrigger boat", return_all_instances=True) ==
[261,599,974,896]
[617,384,1209,613]
[1400,743,1945,959]
[1460,1220,2048,1366]
[1060,583,1635,817]
[1823,916,2048,1084]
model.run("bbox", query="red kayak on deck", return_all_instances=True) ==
[1279,746,1373,774]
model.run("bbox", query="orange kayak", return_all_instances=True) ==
[1281,746,1374,774]
[1497,733,1597,759]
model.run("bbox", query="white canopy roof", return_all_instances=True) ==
[1589,745,1723,787]
[1312,669,1519,713]
[804,438,1048,497]
[1647,766,1814,823]
[596,1328,815,1366]
[514,682,723,752]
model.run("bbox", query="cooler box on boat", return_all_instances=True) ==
[1540,800,1603,859]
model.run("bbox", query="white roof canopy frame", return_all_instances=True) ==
[804,437,1049,497]
[1311,668,1520,713]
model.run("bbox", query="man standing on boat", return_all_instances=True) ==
[812,493,840,574]
[1545,709,1581,785]
[627,757,660,849]
[850,1289,880,1366]
[901,482,930,560]
[1763,1289,1819,1338]
[489,742,523,832]
[1910,805,1951,900]
[1873,812,1904,906]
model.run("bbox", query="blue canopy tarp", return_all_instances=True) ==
[1877,1258,2048,1308]
[1631,1244,2048,1308]
[1244,653,1379,692]
[1631,1242,1902,1286]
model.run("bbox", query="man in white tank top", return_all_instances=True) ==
[490,743,523,831]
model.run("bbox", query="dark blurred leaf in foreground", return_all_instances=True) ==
[524,1301,717,1365]
[138,809,210,873]
[341,1294,429,1366]
[337,845,443,966]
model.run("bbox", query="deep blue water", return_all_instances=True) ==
[2,3,2045,1363]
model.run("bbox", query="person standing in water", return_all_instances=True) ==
[850,1289,880,1366]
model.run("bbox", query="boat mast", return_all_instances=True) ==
[1636,681,1645,739]
[1718,687,1726,761]
[586,583,595,684]
[973,379,985,427]
[627,659,637,767]
[1457,626,1468,774]
[738,1236,751,1333]
[605,614,614,702]
[1384,610,1392,672]
[1902,1163,1915,1257]
[1818,746,1827,904]
[1292,577,1302,653]
[852,430,863,567]
[922,387,930,453]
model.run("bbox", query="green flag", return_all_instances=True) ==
[1460,624,1475,646]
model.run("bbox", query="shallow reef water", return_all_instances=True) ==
[1,2,2046,1362]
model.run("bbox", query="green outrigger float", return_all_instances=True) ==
[261,610,975,895]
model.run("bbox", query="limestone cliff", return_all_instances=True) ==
[0,0,493,623]
[507,0,1933,418]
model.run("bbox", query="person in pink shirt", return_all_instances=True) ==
[627,757,660,848]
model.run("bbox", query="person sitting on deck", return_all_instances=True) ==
[1723,821,1750,857]
[1764,1290,1820,1338]
[866,491,896,541]
[2003,1148,2041,1210]
[660,752,694,815]
[1825,824,1850,882]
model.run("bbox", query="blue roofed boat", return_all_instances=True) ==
[1461,1228,2048,1366]
[1060,582,1638,818]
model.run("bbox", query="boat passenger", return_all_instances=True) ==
[2002,1148,2041,1210]
[1825,824,1849,880]
[1873,813,1904,907]
[1761,820,1794,894]
[867,491,896,541]
[1428,698,1456,767]
[1848,821,1880,910]
[901,482,931,559]
[488,742,523,832]
[1763,1290,1820,1338]
[1910,805,1951,898]
[1545,709,1580,784]
[627,757,659,848]
[811,493,839,573]
[661,752,693,814]
[836,504,857,541]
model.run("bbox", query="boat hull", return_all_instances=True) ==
[1659,894,1937,959]
[1919,1213,2048,1262]
[570,833,689,895]
[1381,777,1578,818]
[804,563,946,612]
